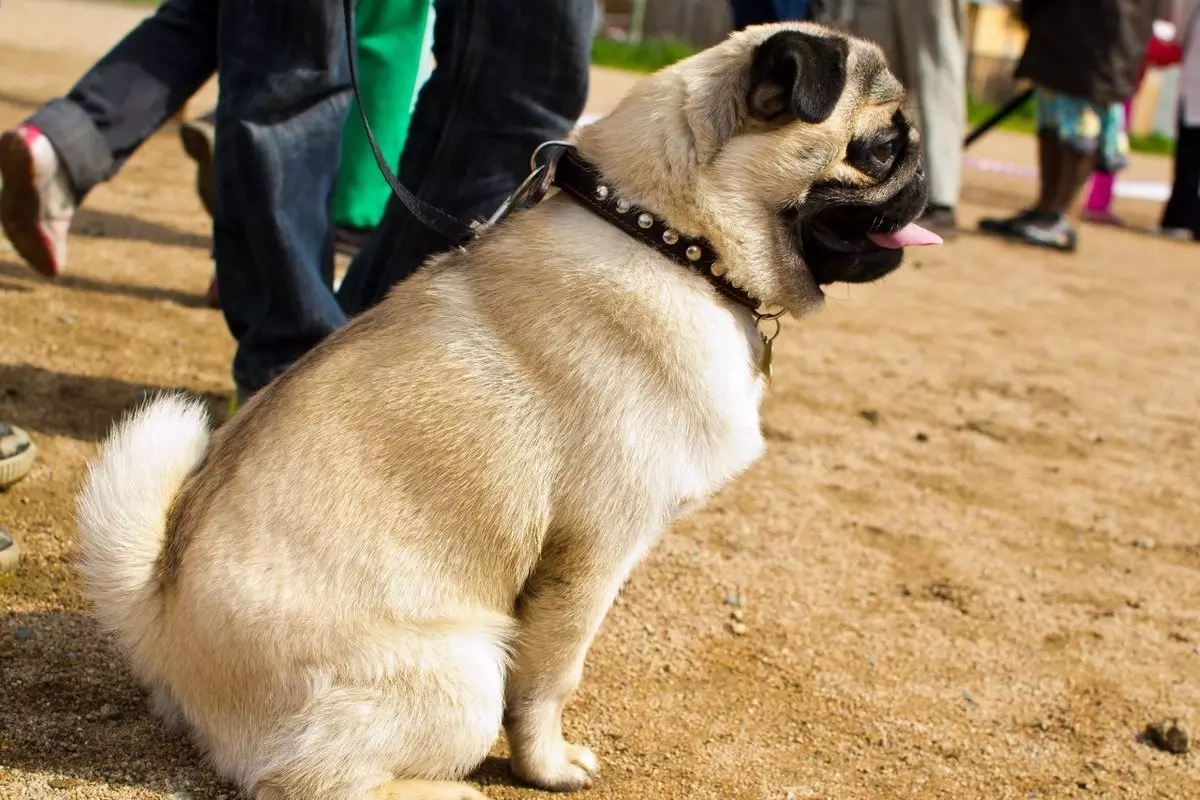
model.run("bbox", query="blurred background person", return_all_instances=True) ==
[979,0,1166,252]
[852,0,967,238]
[331,0,433,255]
[0,0,215,278]
[1160,0,1200,239]
[1082,22,1183,227]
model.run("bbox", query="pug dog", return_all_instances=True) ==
[76,22,937,800]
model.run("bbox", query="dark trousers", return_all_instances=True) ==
[218,0,595,395]
[1161,114,1200,240]
[31,0,594,396]
[336,0,595,316]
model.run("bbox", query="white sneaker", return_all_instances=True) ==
[0,123,75,277]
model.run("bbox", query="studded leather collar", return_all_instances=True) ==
[549,149,761,314]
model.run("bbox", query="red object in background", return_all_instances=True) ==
[1145,35,1183,69]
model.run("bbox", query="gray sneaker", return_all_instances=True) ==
[0,421,36,489]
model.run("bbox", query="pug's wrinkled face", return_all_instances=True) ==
[576,22,937,316]
[683,24,938,315]
[707,24,936,313]
[748,29,933,285]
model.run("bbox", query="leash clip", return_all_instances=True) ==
[485,141,574,229]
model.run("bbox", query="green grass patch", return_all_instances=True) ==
[967,94,1037,136]
[590,38,696,74]
[1128,131,1175,156]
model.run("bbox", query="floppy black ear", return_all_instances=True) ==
[746,30,849,124]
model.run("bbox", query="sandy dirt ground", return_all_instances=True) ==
[2,2,1200,798]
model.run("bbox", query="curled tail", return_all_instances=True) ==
[75,394,211,655]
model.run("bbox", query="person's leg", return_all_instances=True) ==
[900,0,966,236]
[333,0,432,239]
[337,0,595,316]
[1160,116,1200,238]
[1083,171,1115,215]
[851,0,900,75]
[25,0,217,198]
[1032,123,1061,215]
[214,0,351,400]
[1083,97,1132,224]
[982,92,1112,252]
[0,0,216,276]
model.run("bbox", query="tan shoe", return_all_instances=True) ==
[179,114,215,217]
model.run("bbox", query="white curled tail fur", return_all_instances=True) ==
[75,394,210,661]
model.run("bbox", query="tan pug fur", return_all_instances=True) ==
[76,22,922,800]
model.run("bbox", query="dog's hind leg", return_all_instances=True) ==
[249,624,507,800]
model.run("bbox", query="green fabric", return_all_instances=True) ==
[333,0,432,230]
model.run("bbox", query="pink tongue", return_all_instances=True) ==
[867,223,943,249]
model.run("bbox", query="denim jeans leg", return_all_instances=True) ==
[27,0,217,200]
[214,0,350,395]
[337,0,595,316]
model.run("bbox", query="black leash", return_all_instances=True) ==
[338,4,765,322]
[341,0,476,249]
[964,87,1034,148]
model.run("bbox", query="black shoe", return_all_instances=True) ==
[918,205,959,239]
[979,211,1077,252]
[1011,214,1078,252]
[978,208,1038,236]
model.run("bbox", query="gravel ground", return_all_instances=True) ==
[2,2,1199,798]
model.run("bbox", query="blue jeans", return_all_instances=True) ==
[27,0,216,200]
[213,0,353,396]
[219,0,595,395]
[336,0,595,315]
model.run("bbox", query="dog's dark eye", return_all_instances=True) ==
[870,140,897,165]
[847,134,901,178]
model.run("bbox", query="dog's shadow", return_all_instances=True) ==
[0,610,533,797]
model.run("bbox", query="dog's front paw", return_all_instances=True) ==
[512,742,598,792]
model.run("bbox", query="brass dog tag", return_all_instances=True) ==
[756,313,781,386]
[759,333,773,385]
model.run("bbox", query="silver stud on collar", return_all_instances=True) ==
[662,229,679,245]
[637,213,654,229]
[595,185,610,200]
[615,199,632,213]
[686,245,703,261]
[711,261,726,276]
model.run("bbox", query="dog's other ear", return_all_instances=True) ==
[747,30,849,124]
